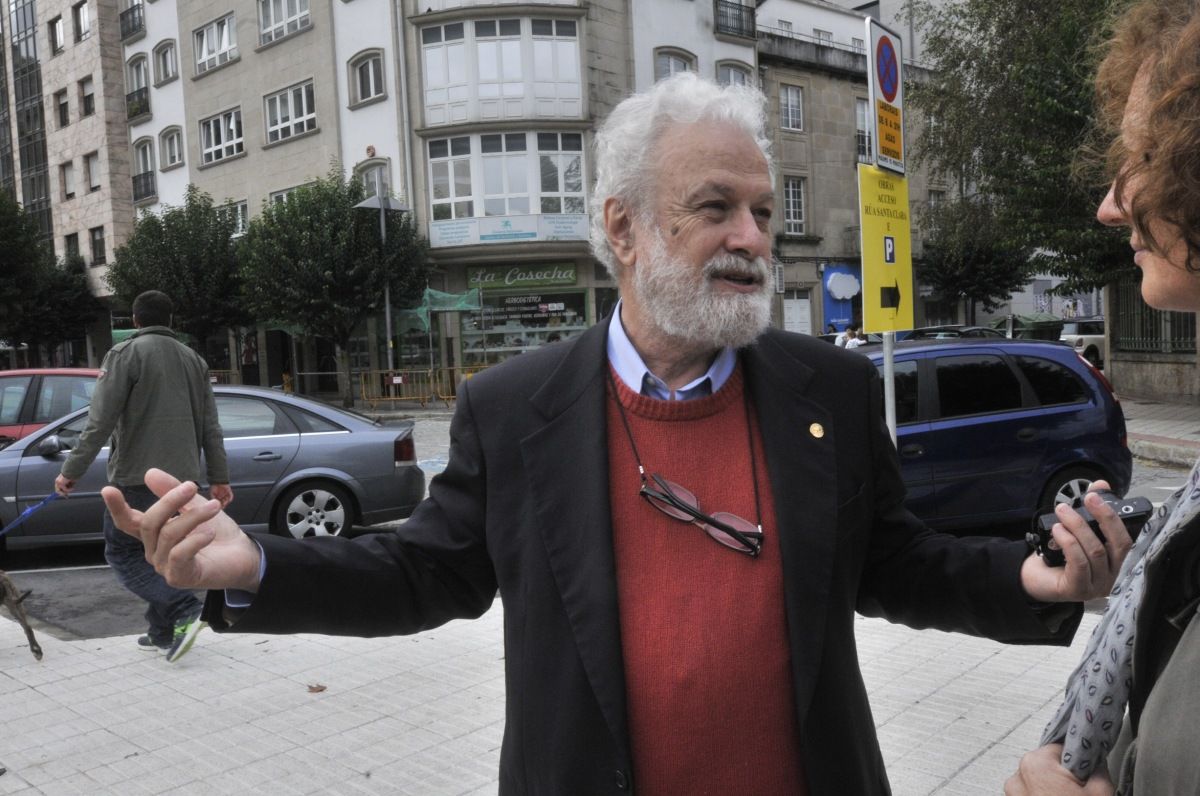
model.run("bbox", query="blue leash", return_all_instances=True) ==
[0,493,60,539]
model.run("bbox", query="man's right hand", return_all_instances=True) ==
[54,473,75,497]
[102,467,262,593]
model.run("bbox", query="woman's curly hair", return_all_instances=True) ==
[1095,0,1200,270]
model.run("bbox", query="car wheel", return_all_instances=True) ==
[1084,346,1101,368]
[272,481,355,539]
[1038,466,1102,513]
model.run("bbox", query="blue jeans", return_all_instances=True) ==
[104,485,202,646]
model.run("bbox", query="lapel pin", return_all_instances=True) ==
[809,422,824,439]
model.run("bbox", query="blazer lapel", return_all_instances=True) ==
[521,319,630,756]
[744,334,840,717]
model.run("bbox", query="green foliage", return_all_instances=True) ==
[22,254,104,355]
[238,166,428,405]
[107,185,248,352]
[908,0,1129,293]
[917,197,1034,321]
[0,190,54,347]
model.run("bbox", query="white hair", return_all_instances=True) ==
[589,71,775,280]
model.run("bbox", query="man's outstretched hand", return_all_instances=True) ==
[103,468,262,593]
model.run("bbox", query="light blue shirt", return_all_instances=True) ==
[606,300,736,401]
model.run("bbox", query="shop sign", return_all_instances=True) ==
[430,214,589,248]
[467,263,578,291]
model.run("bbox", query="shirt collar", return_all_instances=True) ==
[605,300,737,401]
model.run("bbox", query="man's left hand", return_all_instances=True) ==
[54,473,75,497]
[1020,481,1133,603]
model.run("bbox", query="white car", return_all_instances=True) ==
[1060,318,1105,368]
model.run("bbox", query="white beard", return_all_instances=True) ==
[632,229,773,350]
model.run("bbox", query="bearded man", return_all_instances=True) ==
[104,74,1131,795]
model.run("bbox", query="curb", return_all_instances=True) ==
[1129,434,1200,468]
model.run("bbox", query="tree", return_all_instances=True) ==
[106,185,249,357]
[0,190,53,358]
[908,0,1129,293]
[917,196,1033,323]
[22,255,103,363]
[238,166,428,407]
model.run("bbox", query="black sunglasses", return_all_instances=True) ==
[640,473,763,557]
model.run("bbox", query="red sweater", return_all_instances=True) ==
[607,365,807,795]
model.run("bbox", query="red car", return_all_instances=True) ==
[0,368,101,448]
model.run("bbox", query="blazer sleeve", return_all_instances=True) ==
[854,365,1082,645]
[204,378,498,636]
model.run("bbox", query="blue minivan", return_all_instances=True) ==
[858,338,1131,533]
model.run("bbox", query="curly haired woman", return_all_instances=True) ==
[1007,1,1200,794]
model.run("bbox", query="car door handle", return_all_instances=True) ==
[252,452,282,462]
[1016,428,1038,442]
[899,443,924,458]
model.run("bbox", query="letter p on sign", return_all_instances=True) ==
[884,236,896,264]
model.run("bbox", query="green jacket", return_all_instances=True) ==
[61,326,229,487]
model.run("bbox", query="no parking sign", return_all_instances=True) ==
[866,19,905,174]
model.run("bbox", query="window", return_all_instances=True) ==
[784,176,805,235]
[73,1,91,41]
[538,132,584,214]
[358,160,389,197]
[422,22,467,124]
[89,226,106,265]
[34,376,96,423]
[134,139,154,175]
[852,37,865,52]
[935,355,1022,419]
[654,50,693,81]
[199,109,243,164]
[717,63,751,87]
[481,132,529,216]
[79,76,95,117]
[216,396,288,438]
[60,161,75,199]
[0,376,32,425]
[49,16,65,53]
[64,233,80,260]
[813,29,832,44]
[780,85,803,130]
[195,15,237,74]
[264,81,316,143]
[154,40,177,83]
[856,98,871,161]
[874,360,919,424]
[126,55,148,92]
[928,189,945,209]
[350,50,384,105]
[259,0,310,45]
[1015,356,1087,407]
[219,200,249,236]
[55,90,69,128]
[84,151,100,191]
[476,18,522,101]
[269,184,313,204]
[428,136,473,220]
[160,127,183,167]
[778,20,792,32]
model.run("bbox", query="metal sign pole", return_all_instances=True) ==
[882,331,897,444]
[375,171,395,373]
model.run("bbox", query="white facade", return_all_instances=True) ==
[122,0,190,213]
[630,0,756,91]
[757,0,872,55]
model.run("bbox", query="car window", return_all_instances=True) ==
[0,376,32,424]
[33,375,97,423]
[935,354,1022,419]
[1061,323,1079,335]
[216,395,295,438]
[1081,321,1104,335]
[875,360,920,424]
[287,407,346,433]
[53,414,95,450]
[1015,356,1087,406]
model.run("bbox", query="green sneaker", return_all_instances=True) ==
[166,613,207,663]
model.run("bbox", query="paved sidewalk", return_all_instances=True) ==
[2,393,1198,795]
[0,599,1098,796]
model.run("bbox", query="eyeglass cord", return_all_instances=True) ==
[605,366,764,535]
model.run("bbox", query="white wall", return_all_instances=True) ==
[630,0,756,91]
[757,0,871,51]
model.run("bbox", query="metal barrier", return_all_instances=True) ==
[361,369,446,409]
[433,367,486,401]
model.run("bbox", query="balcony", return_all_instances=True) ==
[120,4,145,41]
[132,171,156,202]
[714,0,755,40]
[126,86,150,120]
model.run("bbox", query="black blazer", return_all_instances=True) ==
[209,318,1080,794]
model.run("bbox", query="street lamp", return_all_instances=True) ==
[354,172,409,372]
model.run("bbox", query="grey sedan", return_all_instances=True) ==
[0,385,425,552]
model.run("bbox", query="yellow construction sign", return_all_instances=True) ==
[858,163,914,332]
